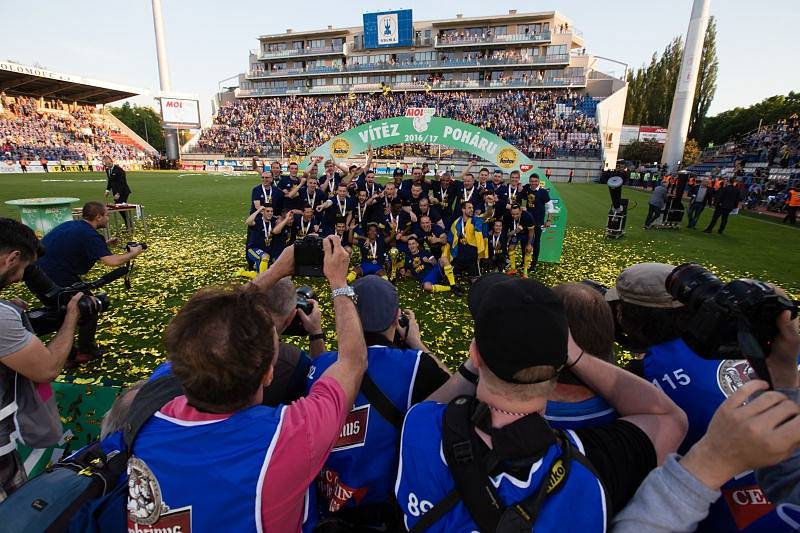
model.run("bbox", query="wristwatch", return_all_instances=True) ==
[331,285,358,304]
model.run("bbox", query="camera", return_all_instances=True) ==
[666,263,798,379]
[283,286,317,336]
[126,241,148,251]
[23,264,128,336]
[294,235,324,277]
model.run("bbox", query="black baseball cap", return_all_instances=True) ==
[468,273,568,382]
[352,275,398,332]
[393,168,404,177]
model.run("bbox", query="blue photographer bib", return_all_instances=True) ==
[545,396,618,430]
[128,403,285,532]
[643,338,782,532]
[306,345,423,515]
[395,401,607,532]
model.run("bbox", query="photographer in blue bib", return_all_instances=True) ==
[307,275,451,532]
[609,262,799,532]
[395,273,687,532]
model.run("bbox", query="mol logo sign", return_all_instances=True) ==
[406,108,435,133]
[159,97,200,128]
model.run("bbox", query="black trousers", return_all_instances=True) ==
[784,206,798,225]
[452,246,480,278]
[704,207,732,233]
[530,224,543,268]
[115,193,131,227]
[687,202,705,228]
[644,204,662,227]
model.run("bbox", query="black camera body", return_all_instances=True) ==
[283,286,317,336]
[666,263,798,382]
[294,235,324,277]
[23,263,128,336]
[126,241,148,251]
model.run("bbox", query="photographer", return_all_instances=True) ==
[396,274,687,532]
[260,277,326,407]
[0,218,82,501]
[607,262,787,531]
[35,202,144,364]
[128,237,367,532]
[307,275,450,531]
[545,282,618,429]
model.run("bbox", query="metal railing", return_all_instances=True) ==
[246,54,571,79]
[435,32,551,47]
[236,76,587,98]
[258,45,343,60]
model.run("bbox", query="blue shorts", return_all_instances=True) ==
[360,261,384,275]
[421,264,443,285]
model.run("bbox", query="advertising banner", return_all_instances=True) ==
[160,97,201,129]
[301,116,567,262]
[620,125,640,146]
[638,126,668,144]
[363,9,413,49]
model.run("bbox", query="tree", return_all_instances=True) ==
[682,139,701,166]
[689,17,718,139]
[624,16,718,137]
[620,140,664,165]
[109,102,165,154]
[698,92,800,147]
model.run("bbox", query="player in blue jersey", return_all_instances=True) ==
[244,205,292,274]
[348,222,391,281]
[401,236,461,295]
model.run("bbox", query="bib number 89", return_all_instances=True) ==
[407,492,433,517]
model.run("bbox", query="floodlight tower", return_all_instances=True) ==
[661,0,711,172]
[151,0,179,160]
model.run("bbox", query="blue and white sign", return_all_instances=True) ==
[377,13,398,45]
[363,10,413,49]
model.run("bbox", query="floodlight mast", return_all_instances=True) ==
[661,0,711,173]
[151,0,179,160]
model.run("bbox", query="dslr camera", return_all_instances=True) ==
[283,286,317,336]
[666,263,798,380]
[126,241,148,251]
[23,264,128,336]
[294,235,324,277]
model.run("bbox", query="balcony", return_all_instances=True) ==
[235,76,587,98]
[246,54,571,79]
[435,32,551,48]
[257,45,344,60]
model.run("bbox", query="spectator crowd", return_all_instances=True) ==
[195,90,600,160]
[0,94,151,164]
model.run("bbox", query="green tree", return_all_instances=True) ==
[109,102,165,154]
[620,140,664,164]
[689,17,719,139]
[682,139,701,166]
[624,16,718,136]
[699,92,800,146]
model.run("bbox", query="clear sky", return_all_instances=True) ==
[1,0,797,125]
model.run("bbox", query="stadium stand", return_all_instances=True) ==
[0,95,151,163]
[193,90,601,159]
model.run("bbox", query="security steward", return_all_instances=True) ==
[307,276,450,531]
[784,185,800,225]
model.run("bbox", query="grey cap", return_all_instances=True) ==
[605,262,684,309]
[352,275,399,332]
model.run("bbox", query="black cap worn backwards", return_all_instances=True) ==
[468,273,568,383]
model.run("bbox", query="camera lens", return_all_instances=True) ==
[665,263,724,312]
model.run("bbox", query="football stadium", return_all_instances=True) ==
[0,2,799,531]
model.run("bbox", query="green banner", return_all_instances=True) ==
[301,115,566,262]
[16,381,120,478]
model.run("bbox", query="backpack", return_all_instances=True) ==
[0,374,182,532]
[410,396,607,533]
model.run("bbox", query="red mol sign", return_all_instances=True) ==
[405,107,435,117]
[165,100,183,108]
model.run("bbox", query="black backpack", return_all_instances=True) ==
[0,374,182,532]
[410,396,607,533]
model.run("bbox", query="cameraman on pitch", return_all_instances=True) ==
[34,202,145,365]
[607,262,782,531]
[0,218,83,500]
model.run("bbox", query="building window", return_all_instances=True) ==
[309,39,326,49]
[492,26,507,36]
[350,55,368,65]
[292,41,304,50]
[331,37,344,48]
[415,51,435,62]
[354,35,362,49]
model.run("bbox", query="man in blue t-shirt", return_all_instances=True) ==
[251,170,284,215]
[35,202,145,363]
[521,174,555,273]
[401,236,459,295]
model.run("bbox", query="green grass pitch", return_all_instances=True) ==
[1,170,797,384]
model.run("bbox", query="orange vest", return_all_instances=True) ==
[789,190,800,207]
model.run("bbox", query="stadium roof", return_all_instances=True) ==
[0,61,147,105]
